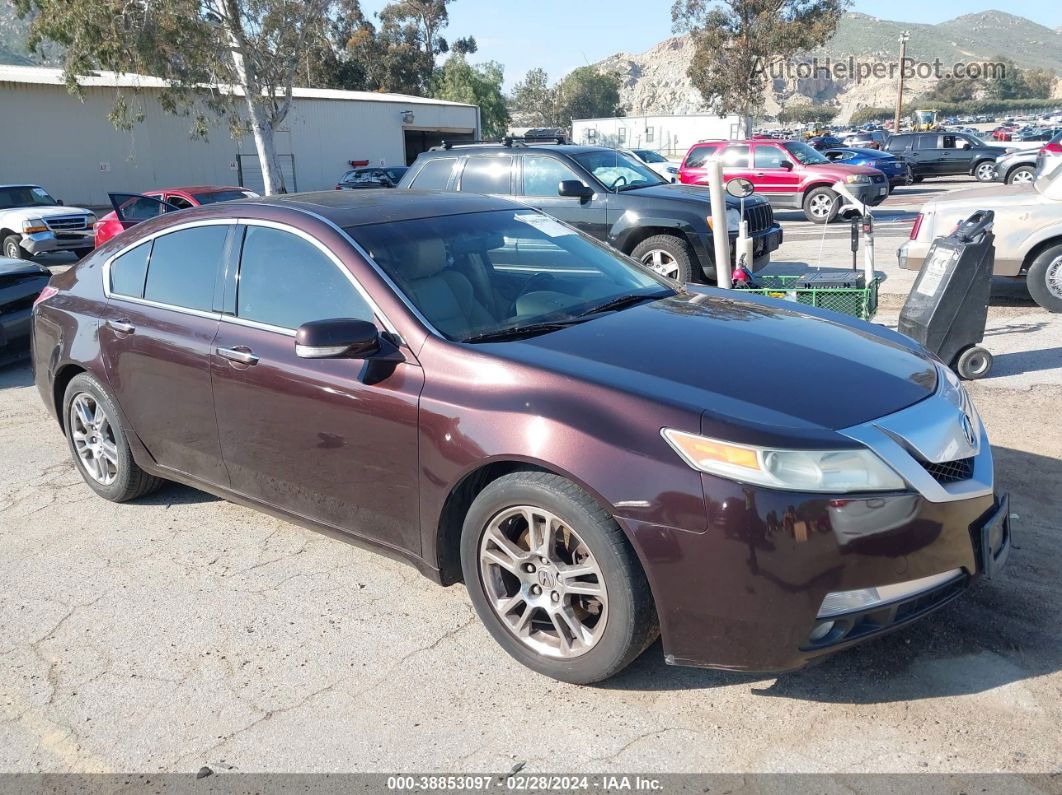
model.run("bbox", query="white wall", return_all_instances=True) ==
[571,114,745,158]
[0,81,478,206]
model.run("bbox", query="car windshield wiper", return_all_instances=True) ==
[461,317,593,344]
[573,290,672,317]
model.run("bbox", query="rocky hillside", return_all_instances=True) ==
[596,10,1062,122]
[0,5,61,67]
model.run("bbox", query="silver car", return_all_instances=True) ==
[897,154,1062,312]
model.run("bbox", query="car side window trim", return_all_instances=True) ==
[224,218,399,339]
[101,218,236,321]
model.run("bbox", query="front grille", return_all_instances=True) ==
[45,215,89,231]
[921,457,974,484]
[743,203,774,234]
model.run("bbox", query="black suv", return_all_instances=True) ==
[885,132,1009,182]
[397,141,782,283]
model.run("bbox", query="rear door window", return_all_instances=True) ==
[721,145,750,167]
[109,240,152,298]
[459,156,513,194]
[410,158,457,190]
[236,226,373,330]
[143,225,229,312]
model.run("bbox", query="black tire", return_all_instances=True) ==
[460,471,659,684]
[973,161,996,182]
[73,247,94,259]
[3,234,29,260]
[63,373,164,502]
[1026,243,1062,313]
[630,234,695,283]
[1006,165,1035,185]
[802,186,840,224]
[912,176,924,184]
[954,346,993,380]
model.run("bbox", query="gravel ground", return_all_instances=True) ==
[1,179,1060,775]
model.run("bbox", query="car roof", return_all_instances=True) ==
[228,189,521,228]
[150,185,248,194]
[419,143,612,157]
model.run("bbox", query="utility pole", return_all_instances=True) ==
[894,31,910,133]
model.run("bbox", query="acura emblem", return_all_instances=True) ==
[960,413,976,447]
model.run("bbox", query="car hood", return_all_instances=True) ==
[481,290,937,442]
[805,163,883,178]
[626,183,767,210]
[0,257,51,277]
[0,205,94,221]
[925,183,1040,211]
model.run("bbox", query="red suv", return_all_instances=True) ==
[679,139,889,223]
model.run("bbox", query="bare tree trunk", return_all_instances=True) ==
[247,104,283,194]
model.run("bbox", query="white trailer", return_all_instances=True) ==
[571,113,746,159]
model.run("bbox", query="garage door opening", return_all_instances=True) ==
[403,130,476,165]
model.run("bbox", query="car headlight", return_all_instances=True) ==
[22,218,49,234]
[707,209,742,233]
[84,212,97,225]
[845,174,872,184]
[661,429,906,493]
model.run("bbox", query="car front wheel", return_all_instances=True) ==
[63,373,165,502]
[631,235,694,283]
[974,161,996,182]
[803,187,840,224]
[3,234,29,260]
[460,471,658,684]
[1026,244,1062,313]
[1006,166,1035,185]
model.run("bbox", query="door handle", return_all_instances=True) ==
[217,346,259,366]
[107,319,135,334]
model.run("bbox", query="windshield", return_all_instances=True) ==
[385,167,408,181]
[348,209,673,342]
[634,150,668,163]
[192,189,257,204]
[0,185,59,210]
[571,151,666,191]
[782,141,829,165]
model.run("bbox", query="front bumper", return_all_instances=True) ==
[624,485,1007,673]
[20,229,93,255]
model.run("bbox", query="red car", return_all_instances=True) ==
[991,126,1016,142]
[679,139,888,223]
[93,186,258,247]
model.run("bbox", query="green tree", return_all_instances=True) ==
[922,77,979,104]
[16,0,336,194]
[1023,68,1056,100]
[848,106,893,125]
[672,0,849,133]
[777,105,837,125]
[510,67,558,127]
[432,55,509,139]
[554,67,622,127]
[986,57,1030,101]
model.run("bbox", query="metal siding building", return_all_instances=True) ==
[571,114,746,158]
[0,65,480,206]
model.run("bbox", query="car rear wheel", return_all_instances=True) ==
[3,234,29,260]
[1026,245,1062,313]
[631,234,694,283]
[1006,166,1035,185]
[803,187,840,224]
[974,161,996,182]
[460,471,658,684]
[63,373,164,502]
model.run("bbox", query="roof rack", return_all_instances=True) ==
[427,134,569,152]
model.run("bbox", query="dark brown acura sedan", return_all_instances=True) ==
[32,190,1010,683]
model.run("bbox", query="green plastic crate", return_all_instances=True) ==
[740,275,879,321]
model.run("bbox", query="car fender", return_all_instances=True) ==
[608,212,703,254]
[1018,224,1062,273]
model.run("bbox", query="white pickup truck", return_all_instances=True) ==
[0,184,96,260]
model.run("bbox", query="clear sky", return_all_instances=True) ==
[360,0,1059,89]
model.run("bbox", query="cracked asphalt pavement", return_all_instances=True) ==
[2,227,1061,774]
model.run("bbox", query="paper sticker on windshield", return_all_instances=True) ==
[31,187,49,199]
[915,246,958,297]
[514,213,574,237]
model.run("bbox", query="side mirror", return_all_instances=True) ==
[558,180,594,199]
[778,160,794,170]
[295,318,380,359]
[725,178,755,198]
[57,199,64,206]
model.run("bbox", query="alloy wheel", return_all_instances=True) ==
[70,393,119,485]
[1047,256,1062,300]
[809,193,834,218]
[478,505,608,659]
[976,163,995,181]
[1011,169,1034,185]
[640,249,680,280]
[4,239,20,259]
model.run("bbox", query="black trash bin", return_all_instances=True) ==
[899,209,996,379]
